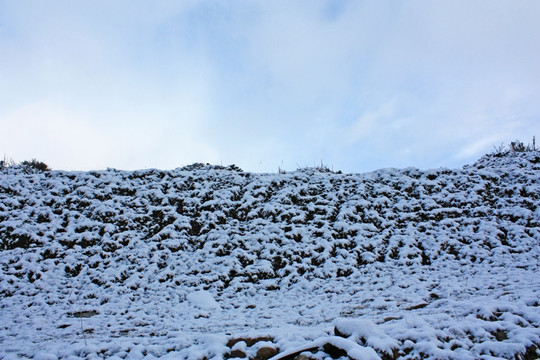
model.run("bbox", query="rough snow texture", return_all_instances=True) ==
[1,153,539,359]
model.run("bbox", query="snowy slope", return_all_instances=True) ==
[0,152,539,360]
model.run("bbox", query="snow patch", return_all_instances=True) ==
[187,290,220,310]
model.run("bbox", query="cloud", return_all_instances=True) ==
[1,101,109,169]
[1,1,539,172]
[204,0,540,170]
[1,1,222,170]
[2,96,220,171]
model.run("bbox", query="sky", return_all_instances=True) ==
[1,1,539,173]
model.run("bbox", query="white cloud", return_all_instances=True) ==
[1,1,539,172]
[1,101,109,169]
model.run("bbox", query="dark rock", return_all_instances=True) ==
[405,303,428,310]
[256,346,279,360]
[334,326,349,338]
[322,343,347,359]
[228,349,247,358]
[227,336,274,348]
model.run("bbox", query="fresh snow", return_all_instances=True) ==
[187,290,220,310]
[0,153,539,359]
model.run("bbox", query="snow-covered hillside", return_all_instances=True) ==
[1,151,539,360]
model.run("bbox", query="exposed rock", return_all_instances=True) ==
[228,349,247,359]
[405,303,428,310]
[227,336,274,348]
[322,343,347,359]
[256,346,279,360]
[67,310,99,318]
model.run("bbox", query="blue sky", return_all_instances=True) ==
[1,1,539,173]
